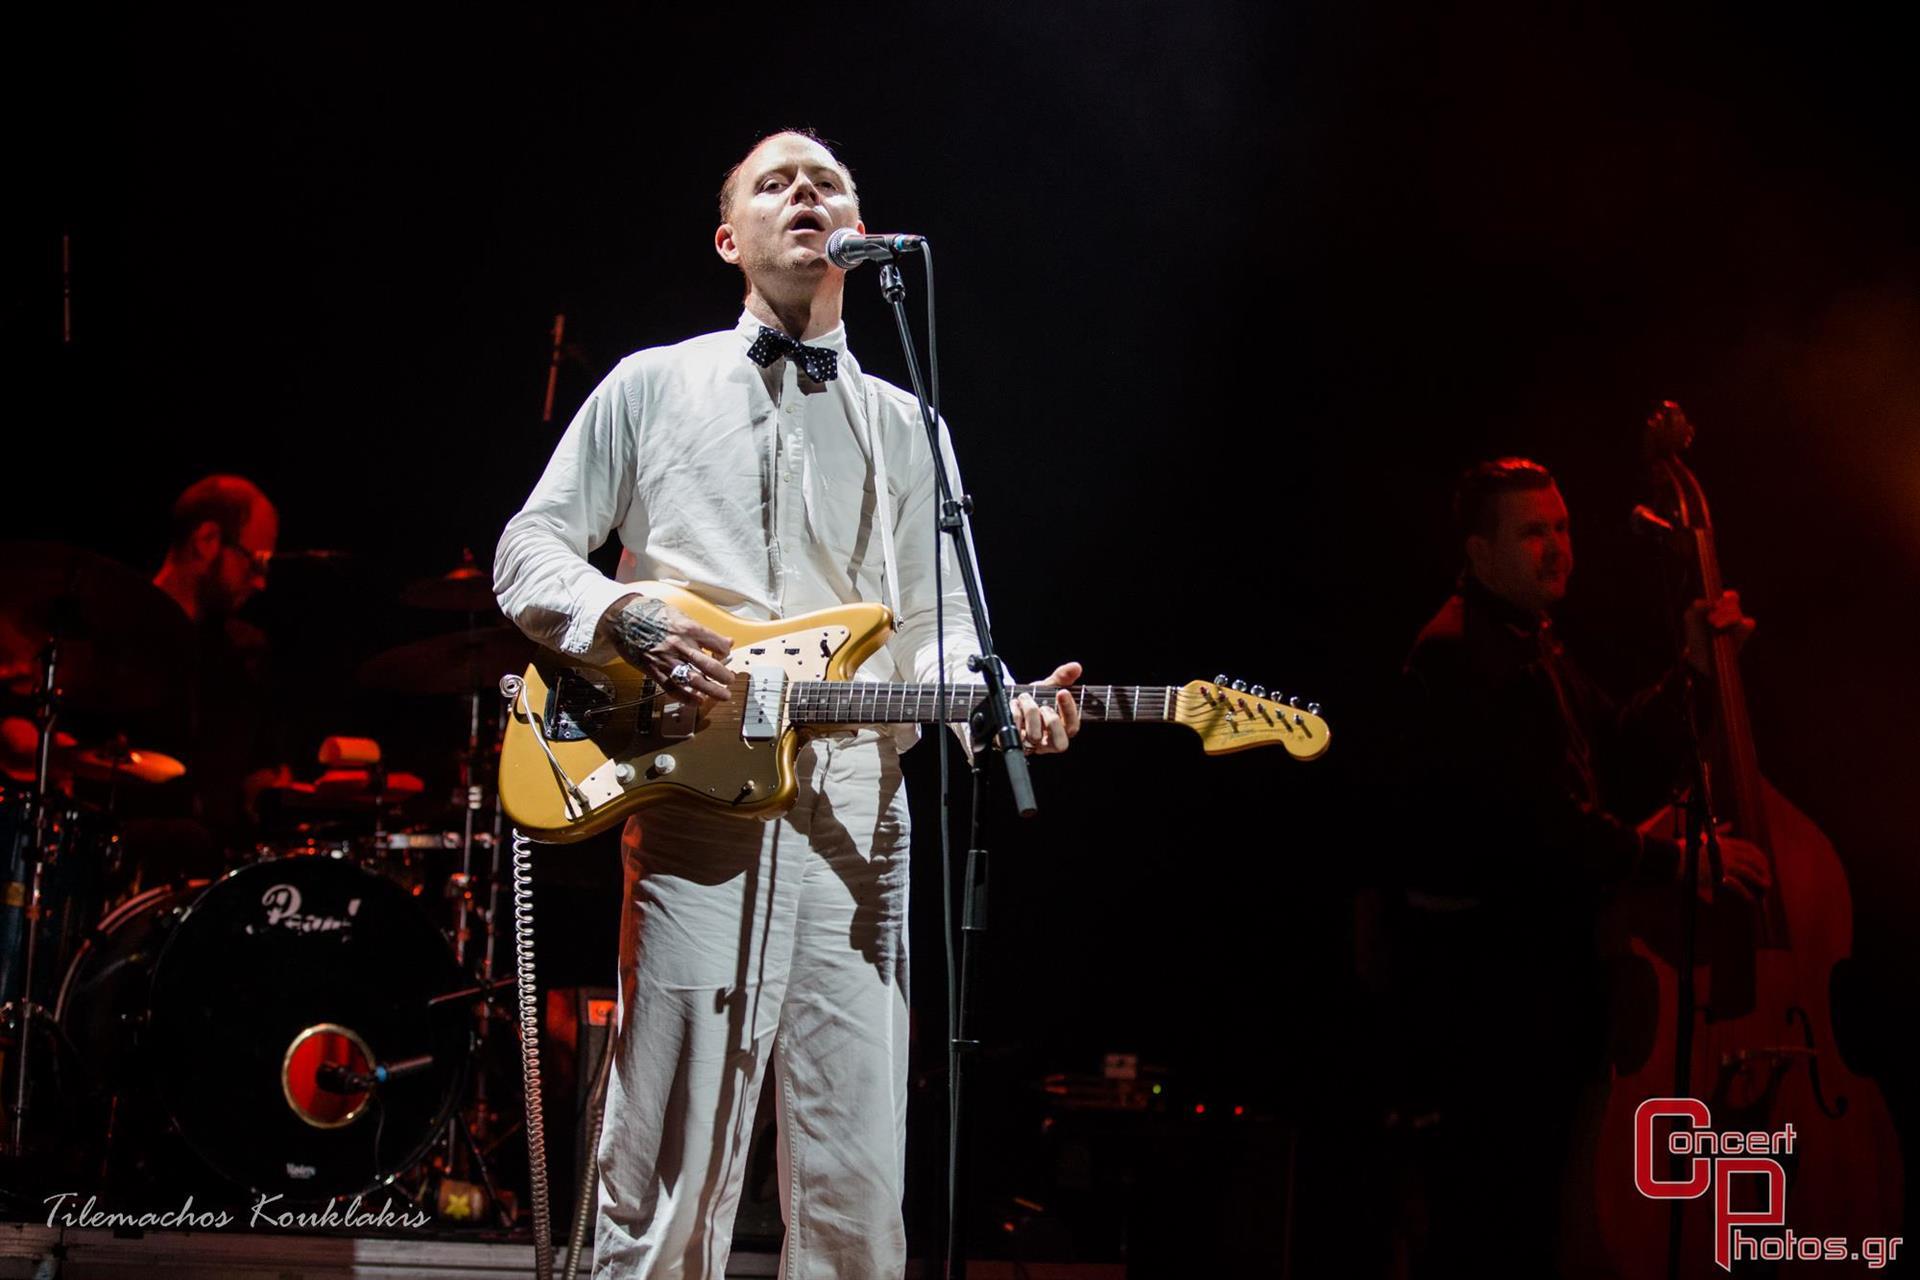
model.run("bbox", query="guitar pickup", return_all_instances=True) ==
[742,669,785,743]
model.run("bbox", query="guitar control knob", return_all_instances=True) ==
[1250,685,1267,698]
[614,762,636,785]
[652,753,677,776]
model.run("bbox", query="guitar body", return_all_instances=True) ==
[498,584,895,843]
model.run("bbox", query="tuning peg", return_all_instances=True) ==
[1215,673,1231,686]
[1307,701,1321,716]
[1231,679,1247,692]
[1249,684,1266,698]
[1289,696,1299,708]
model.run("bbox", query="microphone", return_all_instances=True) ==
[825,229,926,269]
[315,1054,435,1093]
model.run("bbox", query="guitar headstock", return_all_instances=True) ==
[1173,677,1331,760]
[1642,399,1710,532]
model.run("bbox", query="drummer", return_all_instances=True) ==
[152,474,278,628]
[129,475,286,877]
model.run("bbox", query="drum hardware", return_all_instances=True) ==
[426,975,517,1008]
[356,610,531,1229]
[55,857,471,1202]
[235,707,522,1223]
[0,604,85,1159]
[0,543,540,1217]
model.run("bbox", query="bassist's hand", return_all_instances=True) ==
[1711,835,1772,904]
[1684,590,1755,676]
[601,594,734,703]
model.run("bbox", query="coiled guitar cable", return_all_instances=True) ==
[505,671,617,1280]
[510,822,555,1280]
[502,673,557,1280]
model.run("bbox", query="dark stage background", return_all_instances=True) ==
[9,5,1917,1274]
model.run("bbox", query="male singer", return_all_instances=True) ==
[497,130,1081,1278]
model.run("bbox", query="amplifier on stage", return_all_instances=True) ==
[542,986,618,1232]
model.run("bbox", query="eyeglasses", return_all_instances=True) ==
[222,538,273,579]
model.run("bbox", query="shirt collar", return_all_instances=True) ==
[1460,571,1548,636]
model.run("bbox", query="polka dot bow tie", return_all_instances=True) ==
[746,326,840,383]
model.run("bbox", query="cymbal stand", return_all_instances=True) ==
[3,633,65,1156]
[449,685,483,964]
[424,690,515,1227]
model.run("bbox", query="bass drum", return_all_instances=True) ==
[56,855,471,1202]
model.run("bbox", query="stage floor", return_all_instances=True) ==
[0,1224,1123,1279]
[0,1223,740,1279]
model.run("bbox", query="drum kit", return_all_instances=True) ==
[0,542,533,1216]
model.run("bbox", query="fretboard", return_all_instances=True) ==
[786,682,1178,726]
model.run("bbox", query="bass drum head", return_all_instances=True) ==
[144,855,469,1201]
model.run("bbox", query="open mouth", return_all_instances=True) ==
[787,212,825,234]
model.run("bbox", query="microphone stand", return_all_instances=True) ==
[1640,504,1720,1280]
[876,257,1034,815]
[872,253,1034,1280]
[1666,675,1716,1280]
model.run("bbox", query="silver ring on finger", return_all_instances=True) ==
[668,661,695,686]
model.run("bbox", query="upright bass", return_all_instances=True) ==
[1587,403,1903,1277]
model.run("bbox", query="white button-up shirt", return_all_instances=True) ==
[494,309,983,746]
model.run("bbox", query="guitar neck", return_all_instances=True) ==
[786,682,1179,726]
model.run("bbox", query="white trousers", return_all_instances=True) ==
[592,731,912,1280]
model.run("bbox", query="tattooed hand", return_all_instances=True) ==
[601,595,735,703]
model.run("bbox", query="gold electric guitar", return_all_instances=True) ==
[498,583,1330,842]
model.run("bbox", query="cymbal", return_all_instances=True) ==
[0,542,193,717]
[70,743,187,785]
[357,626,530,695]
[400,551,500,614]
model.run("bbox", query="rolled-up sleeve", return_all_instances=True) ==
[494,363,646,655]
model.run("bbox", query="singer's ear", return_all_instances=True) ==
[715,221,742,266]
